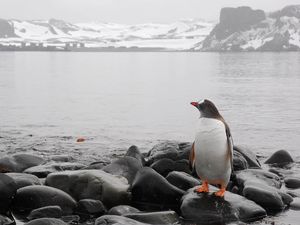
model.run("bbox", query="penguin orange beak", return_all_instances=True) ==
[191,102,199,107]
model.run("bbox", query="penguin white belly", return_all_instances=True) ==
[194,118,231,186]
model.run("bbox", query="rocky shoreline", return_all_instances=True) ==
[0,141,300,225]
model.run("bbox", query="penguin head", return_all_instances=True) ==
[190,99,221,118]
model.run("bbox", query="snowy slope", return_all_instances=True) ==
[0,18,214,50]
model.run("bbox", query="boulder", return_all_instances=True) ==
[6,173,41,189]
[95,215,149,225]
[0,214,14,225]
[0,154,44,172]
[131,167,184,210]
[0,19,16,38]
[235,169,293,211]
[46,170,130,208]
[290,197,300,210]
[27,206,63,220]
[233,150,249,171]
[166,171,201,191]
[49,155,74,162]
[177,142,193,160]
[284,177,300,189]
[180,186,266,223]
[108,205,140,216]
[24,218,67,225]
[85,161,109,170]
[125,145,145,165]
[103,156,142,184]
[13,185,76,216]
[125,211,180,225]
[265,150,294,167]
[75,199,106,218]
[234,146,261,168]
[146,141,180,165]
[0,173,17,213]
[24,162,85,178]
[150,159,190,177]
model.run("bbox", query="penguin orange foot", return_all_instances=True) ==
[214,188,226,197]
[195,181,209,193]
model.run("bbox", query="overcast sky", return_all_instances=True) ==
[1,0,299,23]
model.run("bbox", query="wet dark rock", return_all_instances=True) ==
[150,159,190,177]
[234,146,261,168]
[6,173,41,189]
[180,186,266,223]
[85,161,109,170]
[265,150,294,167]
[131,167,185,210]
[233,150,249,171]
[146,141,180,165]
[49,155,74,162]
[177,142,193,160]
[284,177,300,189]
[75,199,106,218]
[24,162,85,178]
[166,171,200,191]
[108,205,140,216]
[46,170,130,208]
[13,185,76,216]
[125,145,145,165]
[0,173,17,214]
[125,211,180,224]
[290,197,300,210]
[27,206,63,220]
[235,169,293,211]
[95,215,149,225]
[24,218,67,225]
[0,214,14,225]
[0,154,44,172]
[103,156,143,184]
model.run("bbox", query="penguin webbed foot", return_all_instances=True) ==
[195,181,209,193]
[214,188,226,197]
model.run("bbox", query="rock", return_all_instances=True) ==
[75,199,106,218]
[290,197,300,210]
[24,218,67,225]
[13,185,76,216]
[0,173,17,214]
[146,141,180,165]
[177,142,193,160]
[285,177,300,189]
[233,151,249,171]
[271,5,300,19]
[27,206,63,220]
[150,159,190,177]
[0,19,16,38]
[85,161,109,170]
[46,170,130,208]
[49,155,74,162]
[95,215,149,225]
[125,145,145,165]
[6,173,41,189]
[234,146,261,168]
[235,169,293,211]
[108,205,140,216]
[125,211,180,225]
[103,156,143,184]
[24,162,85,178]
[166,171,200,191]
[132,167,184,210]
[265,150,294,166]
[0,214,14,225]
[0,154,44,172]
[180,186,266,223]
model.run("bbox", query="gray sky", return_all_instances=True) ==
[1,0,299,23]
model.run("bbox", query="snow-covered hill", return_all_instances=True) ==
[0,18,213,50]
[198,5,300,51]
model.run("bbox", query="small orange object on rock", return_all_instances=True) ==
[76,137,85,143]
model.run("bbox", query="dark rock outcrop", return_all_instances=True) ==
[13,185,76,216]
[75,199,106,219]
[0,173,17,213]
[6,173,42,189]
[270,5,300,19]
[0,154,44,172]
[131,167,185,210]
[180,186,266,223]
[166,171,200,191]
[150,159,190,177]
[234,146,261,168]
[46,170,130,208]
[265,150,294,167]
[27,206,63,220]
[146,141,180,165]
[125,145,145,165]
[285,177,300,189]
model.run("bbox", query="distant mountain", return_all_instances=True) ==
[197,5,300,51]
[0,18,213,51]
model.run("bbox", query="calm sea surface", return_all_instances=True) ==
[0,52,300,163]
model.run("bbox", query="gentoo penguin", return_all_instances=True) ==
[190,99,233,197]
